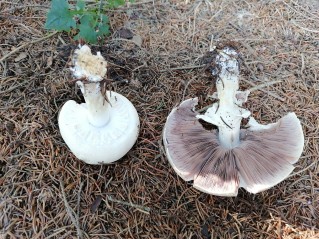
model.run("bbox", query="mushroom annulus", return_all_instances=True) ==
[163,46,304,196]
[58,45,139,164]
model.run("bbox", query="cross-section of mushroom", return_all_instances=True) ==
[163,47,304,196]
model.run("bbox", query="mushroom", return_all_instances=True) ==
[58,45,139,164]
[163,47,304,196]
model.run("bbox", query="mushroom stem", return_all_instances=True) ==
[218,117,241,148]
[196,47,250,148]
[70,45,110,127]
[77,81,110,127]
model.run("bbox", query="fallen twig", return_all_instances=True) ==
[246,80,282,92]
[1,4,49,13]
[291,20,319,33]
[288,156,317,178]
[160,64,205,72]
[182,77,196,101]
[0,31,58,63]
[242,79,285,101]
[77,182,84,216]
[106,195,150,214]
[59,180,83,239]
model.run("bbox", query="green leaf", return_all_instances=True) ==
[45,0,76,31]
[75,14,98,43]
[76,0,85,11]
[100,14,109,24]
[107,0,126,8]
[96,14,110,38]
[97,24,110,38]
[76,24,98,43]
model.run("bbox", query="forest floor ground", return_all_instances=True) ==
[0,0,319,238]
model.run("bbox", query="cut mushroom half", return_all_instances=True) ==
[163,46,304,196]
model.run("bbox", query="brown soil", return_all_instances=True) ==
[0,0,318,238]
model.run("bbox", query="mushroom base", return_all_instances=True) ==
[58,91,140,164]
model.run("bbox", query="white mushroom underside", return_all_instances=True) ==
[163,98,304,196]
[59,91,140,164]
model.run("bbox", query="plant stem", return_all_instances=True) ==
[99,0,104,12]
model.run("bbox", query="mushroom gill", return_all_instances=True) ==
[163,98,304,196]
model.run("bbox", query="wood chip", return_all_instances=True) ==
[91,195,102,213]
[14,52,27,62]
[132,35,142,47]
[116,28,134,39]
[46,56,53,67]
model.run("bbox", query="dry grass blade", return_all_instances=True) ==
[0,31,58,63]
[59,180,83,239]
[106,196,151,214]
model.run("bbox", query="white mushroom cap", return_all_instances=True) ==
[163,98,304,196]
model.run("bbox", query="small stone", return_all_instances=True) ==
[256,63,264,72]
